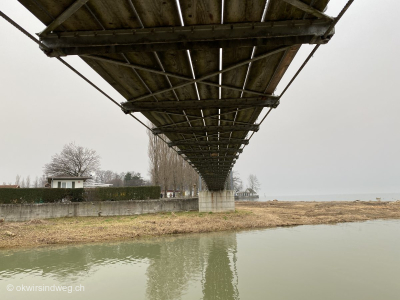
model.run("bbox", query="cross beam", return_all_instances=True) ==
[39,0,89,36]
[122,96,278,112]
[177,149,243,155]
[282,0,333,21]
[130,47,288,102]
[201,174,232,177]
[194,164,235,168]
[195,162,234,166]
[187,156,238,161]
[152,125,259,134]
[198,170,232,173]
[185,156,236,161]
[159,107,256,129]
[40,19,333,56]
[180,134,247,143]
[199,167,233,170]
[83,55,275,98]
[190,160,236,165]
[168,139,249,147]
[189,163,236,167]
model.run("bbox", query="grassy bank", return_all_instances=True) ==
[1,201,400,249]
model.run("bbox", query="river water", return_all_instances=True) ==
[259,192,400,202]
[1,220,400,300]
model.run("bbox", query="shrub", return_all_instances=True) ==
[0,186,161,204]
[0,188,84,204]
[84,186,161,201]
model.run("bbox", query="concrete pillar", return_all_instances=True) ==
[193,184,198,197]
[198,175,202,192]
[198,190,235,212]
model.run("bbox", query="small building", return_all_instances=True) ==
[47,176,91,189]
[235,188,259,200]
[162,190,182,198]
[0,185,20,188]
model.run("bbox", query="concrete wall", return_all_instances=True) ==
[199,190,235,212]
[0,198,198,222]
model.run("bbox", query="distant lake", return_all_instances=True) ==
[1,220,400,299]
[258,193,400,202]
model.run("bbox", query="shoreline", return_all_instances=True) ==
[1,201,400,250]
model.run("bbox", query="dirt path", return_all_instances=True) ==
[1,201,399,249]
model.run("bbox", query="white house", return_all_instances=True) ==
[236,188,259,199]
[47,176,92,189]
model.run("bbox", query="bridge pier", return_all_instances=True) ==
[199,190,235,213]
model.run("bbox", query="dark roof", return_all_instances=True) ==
[47,176,92,182]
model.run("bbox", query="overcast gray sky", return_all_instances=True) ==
[1,1,399,196]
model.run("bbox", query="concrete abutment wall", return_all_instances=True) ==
[0,198,198,222]
[199,190,235,212]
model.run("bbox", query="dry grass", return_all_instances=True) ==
[1,201,400,249]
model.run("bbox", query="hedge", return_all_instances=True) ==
[0,186,161,204]
[84,186,161,202]
[0,188,84,204]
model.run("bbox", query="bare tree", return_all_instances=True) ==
[185,162,198,196]
[232,170,243,192]
[175,155,185,196]
[21,177,26,188]
[40,175,47,187]
[147,123,200,197]
[26,175,31,188]
[15,174,21,186]
[159,135,172,197]
[247,174,261,195]
[147,128,161,186]
[95,170,114,184]
[34,176,39,188]
[109,173,124,187]
[44,142,100,177]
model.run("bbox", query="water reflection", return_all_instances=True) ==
[202,238,238,300]
[145,233,238,300]
[2,220,400,300]
[0,232,239,299]
[0,242,160,281]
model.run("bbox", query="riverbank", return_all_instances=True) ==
[1,201,400,249]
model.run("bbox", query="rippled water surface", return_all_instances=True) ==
[1,220,400,300]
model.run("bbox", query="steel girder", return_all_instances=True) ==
[168,139,249,147]
[39,19,334,56]
[152,125,259,134]
[122,96,279,113]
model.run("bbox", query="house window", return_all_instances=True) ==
[61,182,67,188]
[72,182,75,189]
[58,182,61,188]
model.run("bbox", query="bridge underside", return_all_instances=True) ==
[19,0,333,190]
